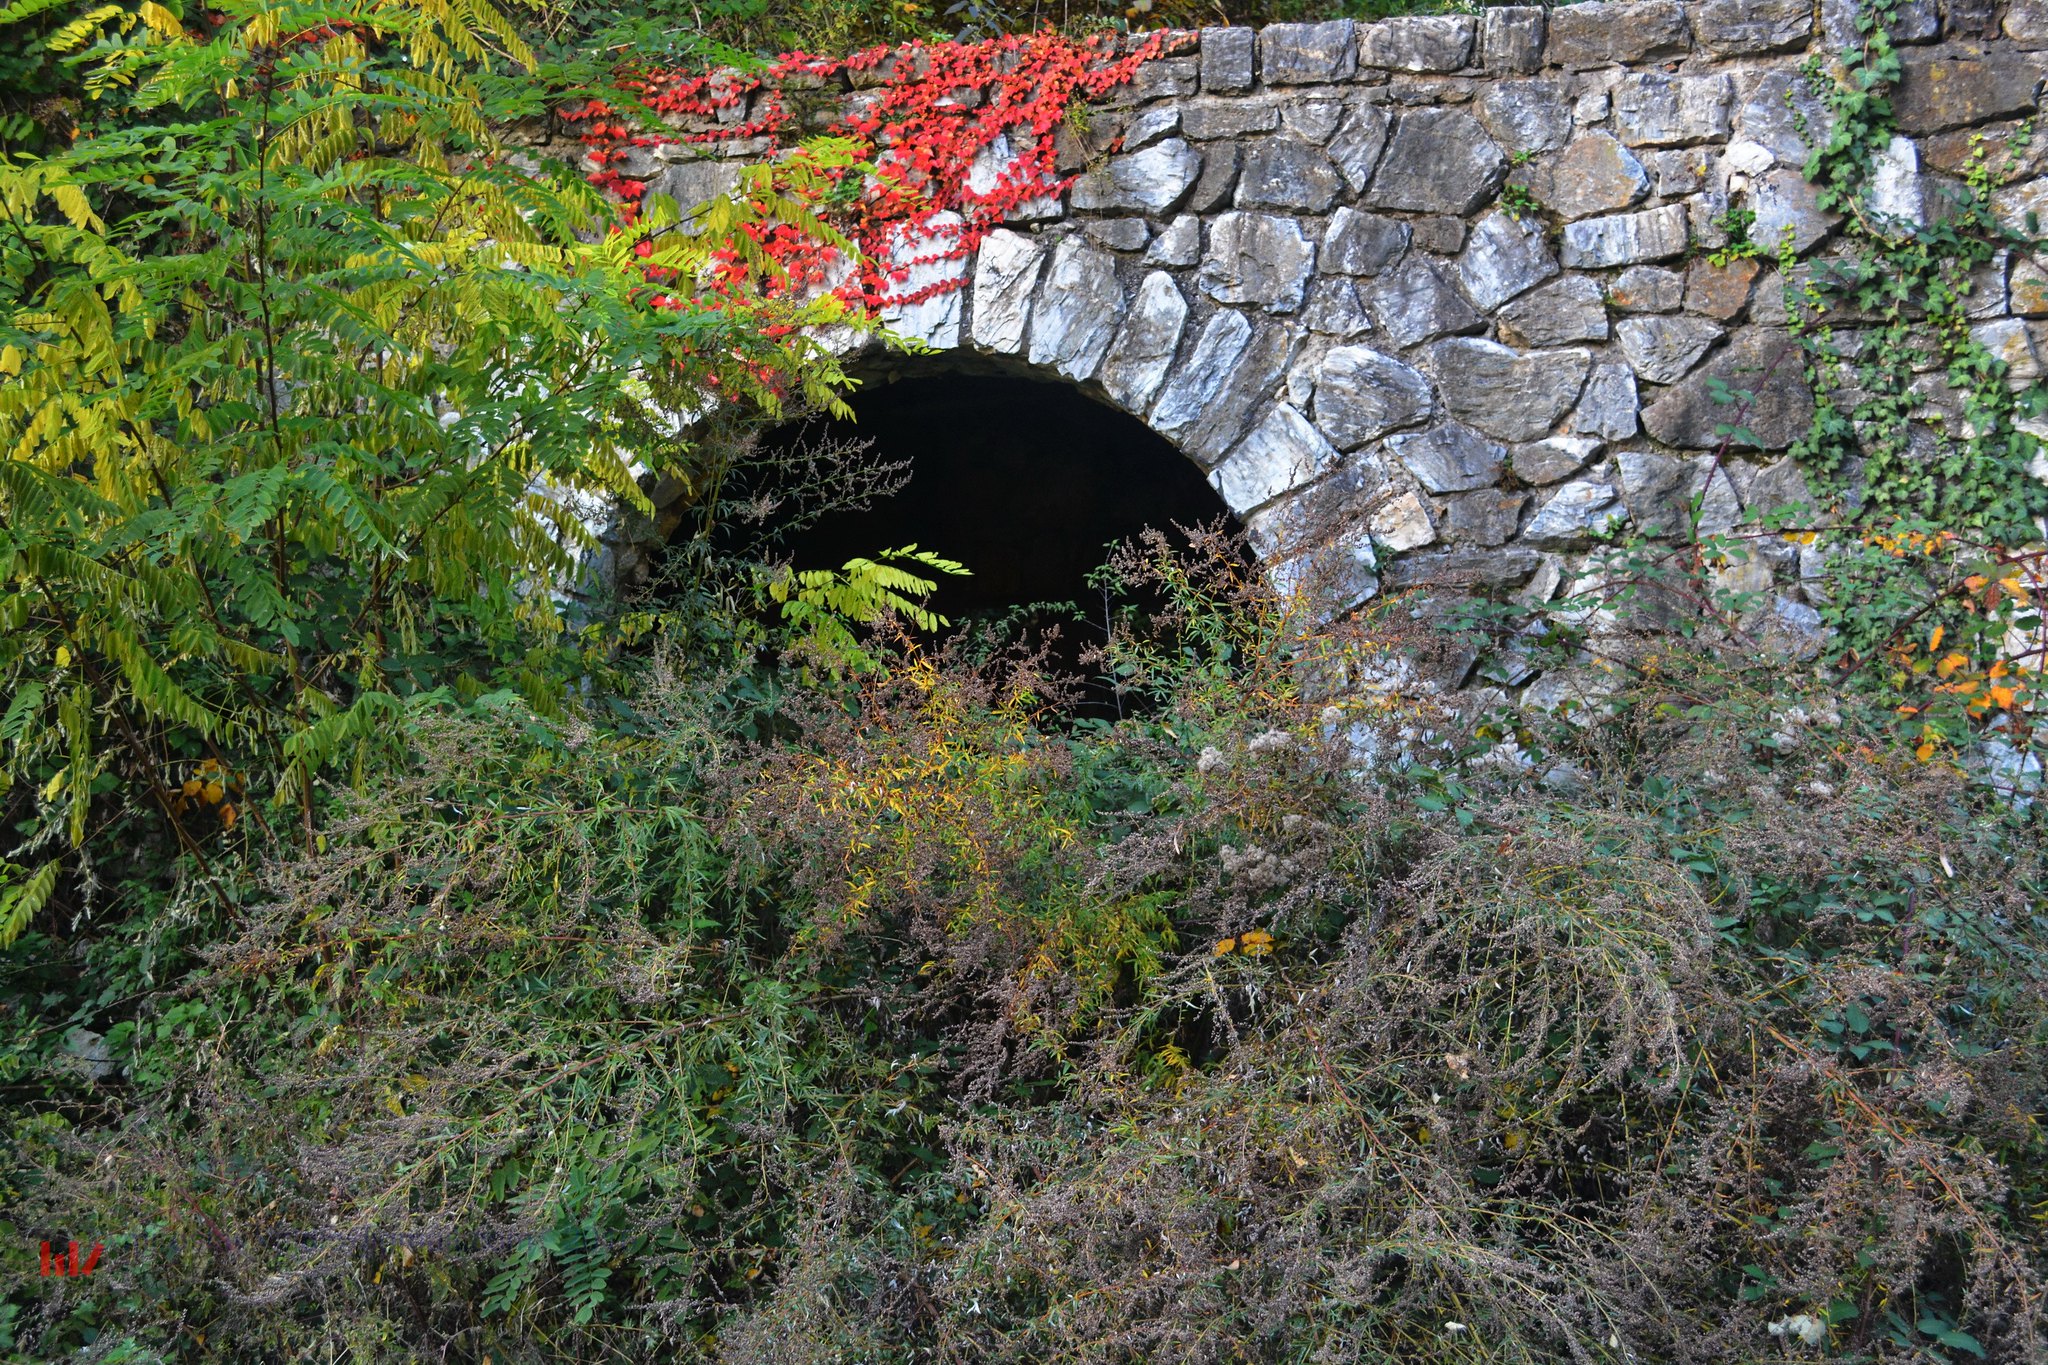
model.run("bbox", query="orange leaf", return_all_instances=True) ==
[1929,625,1944,651]
[1915,740,1937,761]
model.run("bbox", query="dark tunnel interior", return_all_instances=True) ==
[714,372,1238,678]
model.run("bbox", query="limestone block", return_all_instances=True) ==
[1822,0,1938,47]
[1200,26,1255,93]
[1971,318,2044,385]
[1388,422,1507,492]
[1689,0,1812,56]
[1617,314,1724,384]
[1574,363,1642,439]
[1455,209,1560,310]
[643,159,743,218]
[1560,203,1691,266]
[1282,99,1346,143]
[1614,72,1734,147]
[1482,7,1547,74]
[1260,20,1359,84]
[1303,278,1375,337]
[1187,142,1241,212]
[1199,211,1316,313]
[1026,237,1124,381]
[968,229,1045,353]
[1360,15,1476,72]
[1099,270,1187,413]
[1151,312,1293,465]
[1365,108,1507,214]
[1511,435,1603,484]
[1684,258,1761,319]
[1209,404,1344,513]
[1328,106,1394,193]
[1432,338,1593,442]
[1144,214,1202,266]
[1477,79,1575,154]
[1319,207,1412,275]
[1747,168,1837,254]
[1443,489,1531,544]
[1614,449,1694,533]
[1612,265,1686,312]
[1893,47,2043,133]
[1181,98,1281,140]
[1496,275,1612,346]
[878,212,966,348]
[1367,255,1484,348]
[1523,479,1627,544]
[1516,133,1652,219]
[1312,345,1436,448]
[2010,0,2048,45]
[1735,70,1828,165]
[1123,106,1181,150]
[1641,328,1814,449]
[1070,138,1202,213]
[1382,547,1542,590]
[1235,138,1345,211]
[1370,490,1439,550]
[1083,219,1149,251]
[1544,1,1691,68]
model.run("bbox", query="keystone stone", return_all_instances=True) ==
[1616,314,1724,384]
[1432,338,1593,442]
[1476,80,1574,155]
[1614,73,1734,147]
[1496,275,1611,346]
[1367,255,1484,349]
[1151,312,1294,465]
[1099,271,1187,413]
[1209,404,1343,513]
[1545,1,1691,68]
[1200,26,1255,93]
[1319,207,1412,275]
[1200,212,1316,313]
[1360,15,1475,72]
[1313,345,1436,448]
[1455,210,1559,311]
[1516,134,1651,220]
[1260,20,1359,84]
[1641,328,1814,449]
[1027,238,1124,380]
[968,230,1044,353]
[878,212,966,348]
[1893,47,2044,133]
[1236,138,1345,211]
[1689,0,1811,56]
[1388,422,1506,493]
[1365,109,1507,215]
[1070,138,1203,213]
[1560,203,1691,267]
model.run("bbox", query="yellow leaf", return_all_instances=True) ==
[54,644,71,667]
[1936,653,1968,679]
[1915,740,1937,762]
[1213,938,1236,956]
[42,770,64,802]
[0,345,20,376]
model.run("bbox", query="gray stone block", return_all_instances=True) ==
[1260,20,1359,84]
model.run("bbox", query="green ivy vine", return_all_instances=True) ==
[1791,0,2048,540]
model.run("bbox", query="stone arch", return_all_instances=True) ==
[574,3,2047,671]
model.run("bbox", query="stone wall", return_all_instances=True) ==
[608,0,2048,689]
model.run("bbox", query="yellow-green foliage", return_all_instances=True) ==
[0,0,862,883]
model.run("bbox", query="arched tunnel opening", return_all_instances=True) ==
[696,369,1240,709]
